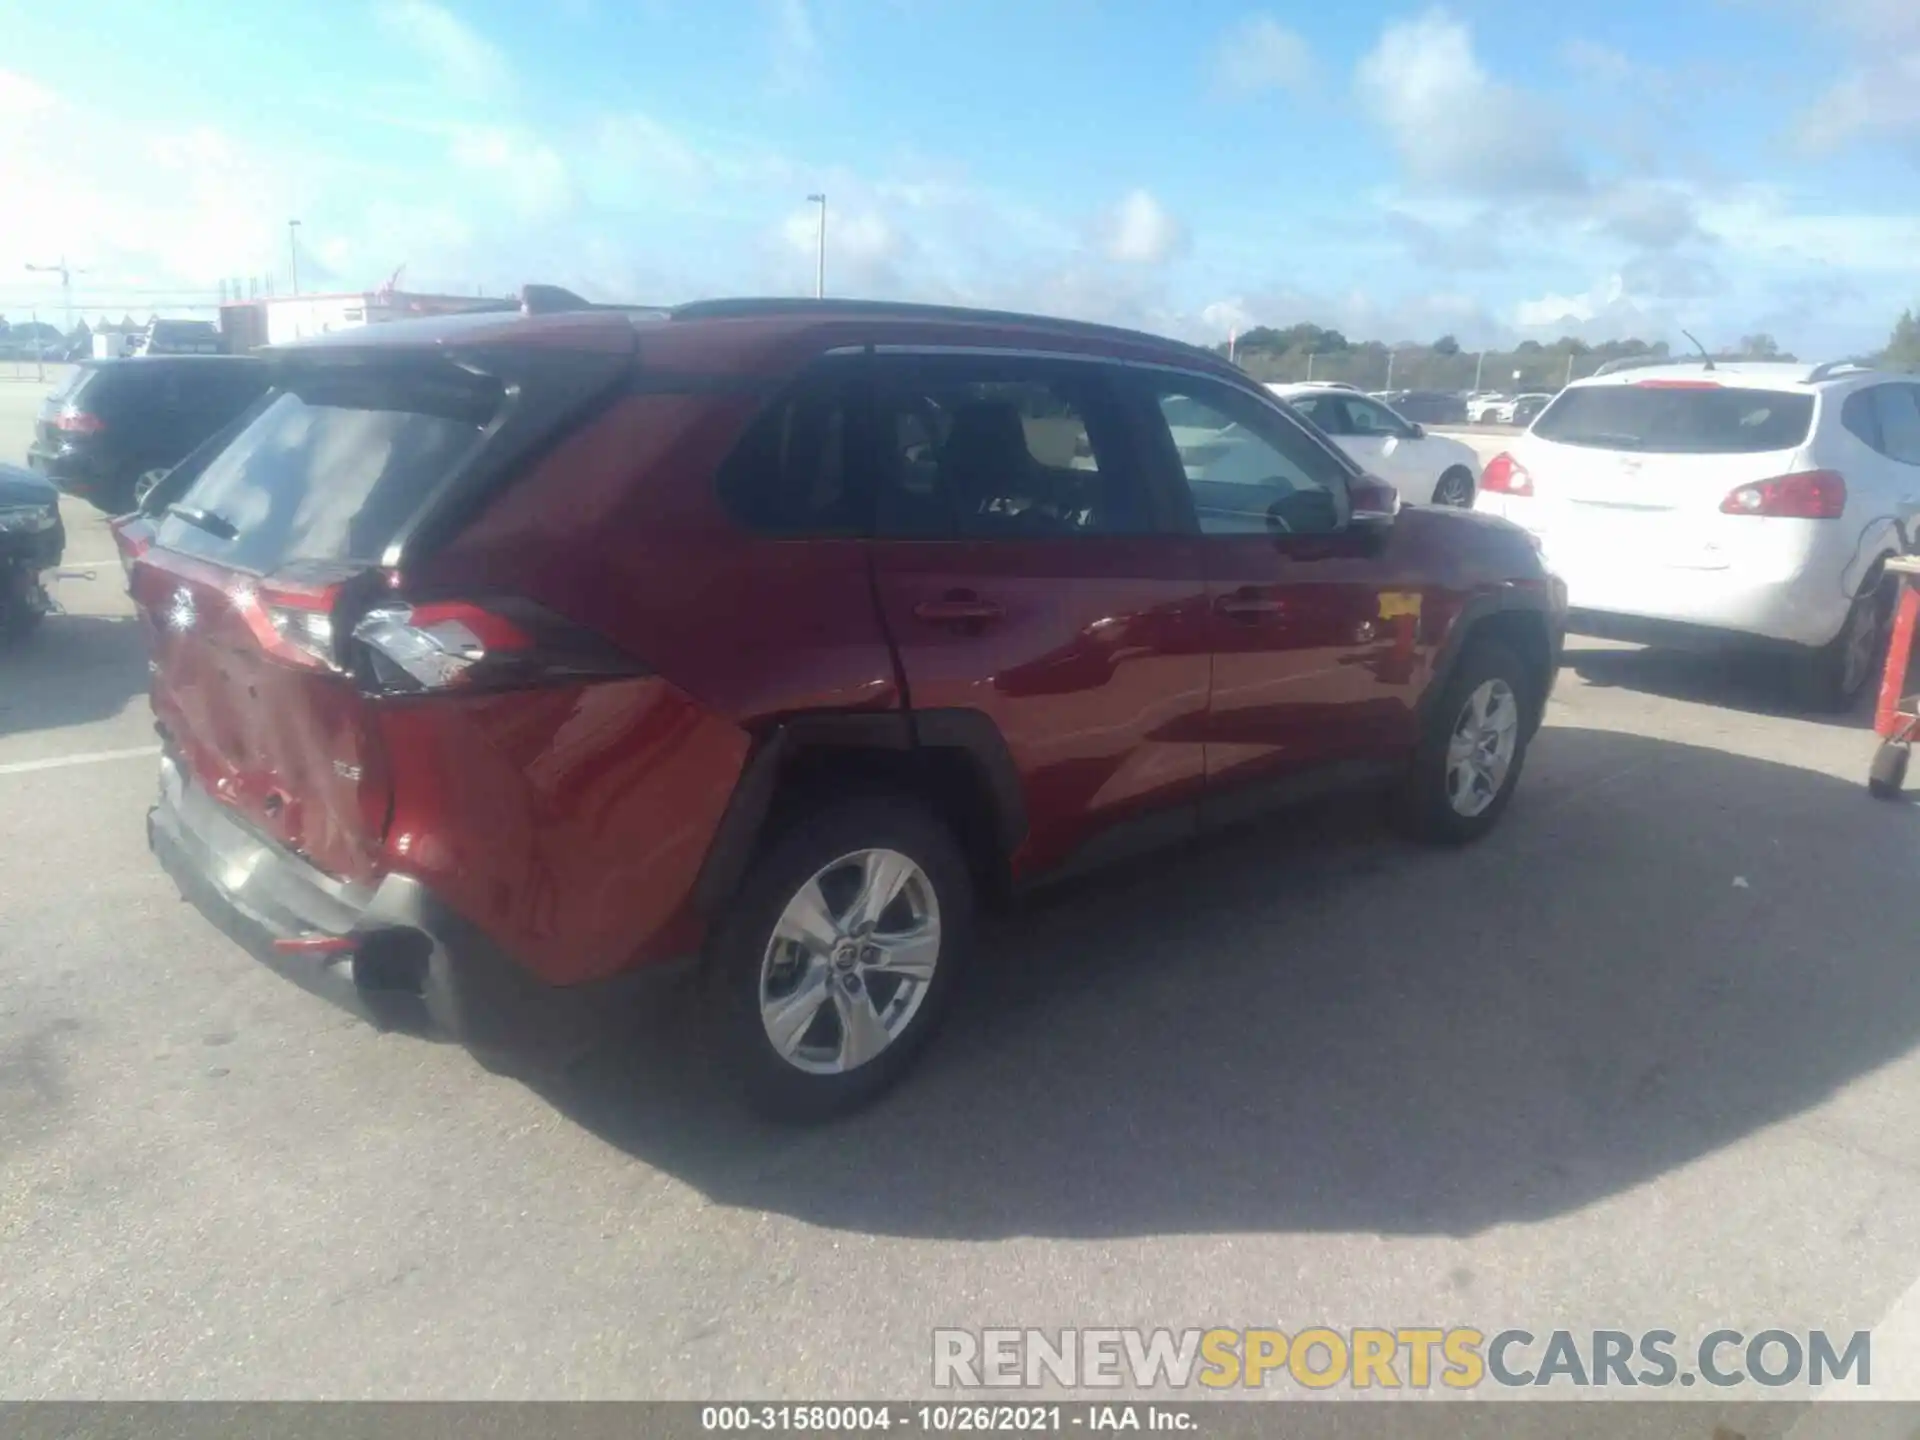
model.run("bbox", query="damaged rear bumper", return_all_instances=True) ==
[147,751,693,1066]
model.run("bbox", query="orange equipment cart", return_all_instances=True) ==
[1869,554,1920,798]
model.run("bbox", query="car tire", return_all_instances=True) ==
[1394,638,1537,844]
[0,599,45,644]
[1792,574,1891,714]
[1869,741,1909,800]
[1432,466,1475,508]
[709,794,975,1122]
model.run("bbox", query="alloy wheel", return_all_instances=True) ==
[1445,678,1519,817]
[1433,471,1474,508]
[758,848,942,1076]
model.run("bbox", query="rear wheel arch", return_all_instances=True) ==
[692,708,1024,923]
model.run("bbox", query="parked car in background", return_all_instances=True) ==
[0,462,65,641]
[132,318,224,356]
[1468,393,1511,424]
[1494,392,1555,424]
[1270,382,1483,507]
[27,356,270,511]
[1509,393,1553,427]
[121,294,1563,1120]
[1386,389,1469,427]
[1475,360,1918,709]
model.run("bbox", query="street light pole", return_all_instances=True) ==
[25,257,82,335]
[1473,351,1485,393]
[1385,348,1396,392]
[805,194,826,298]
[288,219,302,296]
[1305,351,1314,382]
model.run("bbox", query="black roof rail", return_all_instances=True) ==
[664,296,1224,361]
[1805,359,1874,383]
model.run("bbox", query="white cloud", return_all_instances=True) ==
[1695,185,1920,271]
[778,203,905,293]
[1212,16,1313,97]
[769,0,823,94]
[447,126,573,219]
[1793,0,1920,152]
[1201,298,1256,337]
[1102,189,1186,265]
[0,69,55,116]
[1356,9,1585,198]
[1514,276,1624,328]
[375,0,515,100]
[1800,51,1920,152]
[1593,180,1704,250]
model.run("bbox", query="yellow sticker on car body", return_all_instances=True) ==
[1378,591,1423,620]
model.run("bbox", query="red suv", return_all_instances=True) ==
[118,296,1565,1119]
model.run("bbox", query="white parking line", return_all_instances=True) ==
[0,745,159,777]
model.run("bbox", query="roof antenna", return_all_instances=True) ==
[1680,329,1716,371]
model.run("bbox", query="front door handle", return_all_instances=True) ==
[914,593,1004,625]
[1216,590,1284,620]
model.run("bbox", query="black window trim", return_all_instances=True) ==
[822,340,1364,476]
[1118,367,1363,540]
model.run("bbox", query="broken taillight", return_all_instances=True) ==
[350,597,646,695]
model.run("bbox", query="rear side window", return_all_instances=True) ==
[716,366,864,536]
[155,370,499,573]
[1533,385,1814,454]
[871,357,1151,539]
[1873,386,1920,466]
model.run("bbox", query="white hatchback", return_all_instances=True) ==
[1268,383,1482,507]
[1474,360,1920,707]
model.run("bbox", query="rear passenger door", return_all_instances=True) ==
[864,352,1213,879]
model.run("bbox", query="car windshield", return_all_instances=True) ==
[1532,385,1815,453]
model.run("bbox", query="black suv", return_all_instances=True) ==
[28,357,270,512]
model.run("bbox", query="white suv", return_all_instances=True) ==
[1268,383,1482,507]
[1474,359,1920,708]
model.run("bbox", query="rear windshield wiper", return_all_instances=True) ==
[166,504,239,540]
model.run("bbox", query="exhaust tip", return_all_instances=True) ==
[349,928,433,996]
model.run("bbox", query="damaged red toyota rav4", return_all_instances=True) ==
[115,293,1565,1120]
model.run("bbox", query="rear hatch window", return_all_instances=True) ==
[154,368,502,574]
[1533,385,1813,454]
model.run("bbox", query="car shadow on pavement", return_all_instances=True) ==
[0,613,149,738]
[534,723,1920,1241]
[1568,642,1880,729]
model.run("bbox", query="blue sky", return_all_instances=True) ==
[2,0,1917,355]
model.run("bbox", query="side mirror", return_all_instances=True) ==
[1406,421,1426,439]
[1349,474,1401,526]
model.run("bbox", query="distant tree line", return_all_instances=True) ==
[1209,324,1812,392]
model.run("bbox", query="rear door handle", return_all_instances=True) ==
[913,594,1004,625]
[1216,591,1284,620]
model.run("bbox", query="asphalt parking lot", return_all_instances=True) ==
[4,378,1920,1406]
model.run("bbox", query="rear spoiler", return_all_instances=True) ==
[519,284,671,321]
